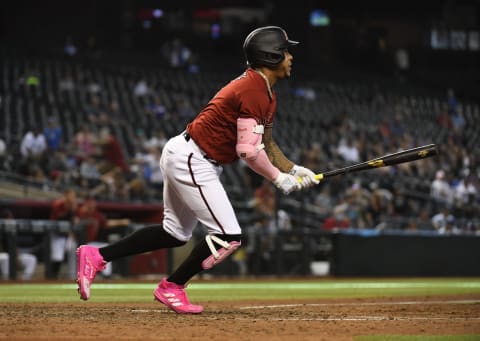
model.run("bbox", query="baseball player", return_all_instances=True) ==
[76,26,320,314]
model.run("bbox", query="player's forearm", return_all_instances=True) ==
[263,130,294,172]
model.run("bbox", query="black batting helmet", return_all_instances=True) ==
[243,26,299,68]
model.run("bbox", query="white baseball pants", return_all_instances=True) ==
[160,133,241,241]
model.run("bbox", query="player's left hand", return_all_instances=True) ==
[290,165,320,188]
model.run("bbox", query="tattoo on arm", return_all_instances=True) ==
[263,128,294,173]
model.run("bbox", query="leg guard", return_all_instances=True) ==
[201,235,241,270]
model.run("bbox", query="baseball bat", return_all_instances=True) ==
[308,144,438,181]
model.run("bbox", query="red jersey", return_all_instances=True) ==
[50,199,76,221]
[187,68,277,165]
[103,136,128,172]
[75,206,107,242]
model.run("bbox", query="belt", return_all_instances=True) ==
[183,131,220,166]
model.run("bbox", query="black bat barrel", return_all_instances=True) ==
[323,144,438,178]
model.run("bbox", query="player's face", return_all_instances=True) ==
[275,50,293,79]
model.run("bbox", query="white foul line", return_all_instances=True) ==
[128,299,480,321]
[239,299,480,310]
[127,310,480,322]
[228,316,480,322]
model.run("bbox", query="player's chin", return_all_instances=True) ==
[280,69,291,79]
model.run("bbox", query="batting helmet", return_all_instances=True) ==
[243,26,299,68]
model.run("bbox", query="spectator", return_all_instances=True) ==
[140,147,163,192]
[73,125,97,162]
[407,209,434,231]
[431,206,455,232]
[253,179,276,219]
[454,176,478,207]
[322,203,351,230]
[165,38,192,69]
[0,136,7,170]
[365,181,393,228]
[430,170,454,206]
[79,156,102,189]
[145,96,168,120]
[450,107,466,133]
[311,185,334,217]
[19,127,48,179]
[133,78,150,98]
[337,136,360,163]
[46,150,70,184]
[344,182,371,228]
[20,127,47,159]
[144,129,168,150]
[441,216,461,235]
[301,142,322,173]
[94,134,141,201]
[387,114,405,138]
[96,127,129,174]
[43,117,63,151]
[58,71,76,92]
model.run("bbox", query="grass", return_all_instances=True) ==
[0,277,479,303]
[0,278,478,340]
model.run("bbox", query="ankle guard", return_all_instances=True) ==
[201,235,241,270]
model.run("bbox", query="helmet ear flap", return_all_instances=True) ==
[248,51,283,68]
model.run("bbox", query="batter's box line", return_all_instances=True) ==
[239,299,480,310]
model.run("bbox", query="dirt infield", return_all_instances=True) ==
[1,294,479,340]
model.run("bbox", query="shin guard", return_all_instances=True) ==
[201,235,241,270]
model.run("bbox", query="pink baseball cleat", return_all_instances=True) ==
[76,245,106,300]
[153,278,203,314]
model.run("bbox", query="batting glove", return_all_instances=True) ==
[273,172,301,195]
[290,164,320,188]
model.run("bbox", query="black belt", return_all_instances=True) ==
[183,131,220,166]
[183,131,191,141]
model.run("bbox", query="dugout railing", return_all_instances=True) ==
[2,218,480,280]
[0,218,71,280]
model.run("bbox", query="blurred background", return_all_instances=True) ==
[0,0,479,281]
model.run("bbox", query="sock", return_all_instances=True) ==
[168,234,241,285]
[99,224,185,262]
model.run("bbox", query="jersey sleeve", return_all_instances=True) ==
[237,86,276,123]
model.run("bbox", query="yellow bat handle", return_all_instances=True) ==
[297,173,324,183]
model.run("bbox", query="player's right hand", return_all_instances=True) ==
[273,172,301,195]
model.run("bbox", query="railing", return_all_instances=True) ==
[0,170,63,199]
[0,219,72,279]
[2,218,479,280]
